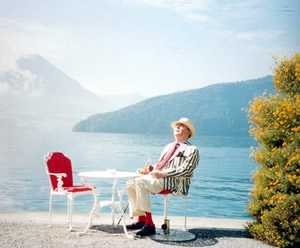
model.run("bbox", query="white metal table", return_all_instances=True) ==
[78,170,141,239]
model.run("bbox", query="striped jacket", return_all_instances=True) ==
[154,140,199,196]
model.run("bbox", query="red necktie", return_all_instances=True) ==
[156,143,180,170]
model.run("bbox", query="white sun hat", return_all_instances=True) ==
[171,117,196,138]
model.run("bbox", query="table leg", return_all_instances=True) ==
[117,188,135,240]
[117,202,128,225]
[111,178,118,227]
[79,177,99,235]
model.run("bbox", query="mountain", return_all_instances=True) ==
[72,76,276,136]
[0,55,113,129]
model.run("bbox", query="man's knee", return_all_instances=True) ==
[127,178,136,190]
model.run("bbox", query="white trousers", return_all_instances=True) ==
[127,175,164,217]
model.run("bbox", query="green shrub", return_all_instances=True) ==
[246,52,300,248]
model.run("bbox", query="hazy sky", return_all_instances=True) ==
[0,0,299,97]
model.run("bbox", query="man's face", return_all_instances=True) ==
[173,123,191,140]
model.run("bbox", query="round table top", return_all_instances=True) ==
[78,170,141,179]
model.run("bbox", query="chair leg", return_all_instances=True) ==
[184,197,187,230]
[49,194,53,227]
[163,194,187,231]
[67,196,70,224]
[68,194,74,231]
[164,196,169,219]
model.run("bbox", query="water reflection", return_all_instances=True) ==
[0,127,255,219]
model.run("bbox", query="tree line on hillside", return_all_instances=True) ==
[72,76,275,137]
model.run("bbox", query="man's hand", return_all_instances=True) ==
[150,170,164,178]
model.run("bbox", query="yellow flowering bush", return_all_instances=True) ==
[273,53,300,96]
[246,52,300,248]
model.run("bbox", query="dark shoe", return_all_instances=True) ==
[126,221,145,230]
[135,224,156,237]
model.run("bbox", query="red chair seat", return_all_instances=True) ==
[54,185,94,193]
[159,190,173,195]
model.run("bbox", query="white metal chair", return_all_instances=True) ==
[44,151,97,230]
[150,189,195,242]
[158,190,188,230]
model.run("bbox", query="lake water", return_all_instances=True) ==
[0,127,257,220]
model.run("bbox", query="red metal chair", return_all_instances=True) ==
[44,151,97,230]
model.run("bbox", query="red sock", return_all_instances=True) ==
[138,215,145,222]
[145,212,155,227]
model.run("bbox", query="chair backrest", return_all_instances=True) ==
[45,152,73,190]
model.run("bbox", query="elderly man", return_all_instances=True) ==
[126,117,200,237]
